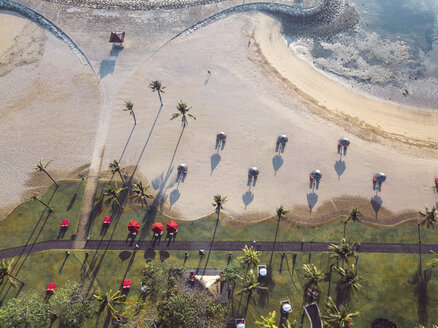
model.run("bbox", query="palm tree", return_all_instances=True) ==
[212,194,227,220]
[328,238,358,267]
[344,205,362,237]
[0,259,23,287]
[149,80,165,105]
[238,245,260,272]
[102,182,126,209]
[323,296,358,328]
[302,263,325,288]
[35,158,58,186]
[130,181,154,210]
[271,206,289,264]
[170,101,196,126]
[255,311,278,328]
[93,289,124,318]
[239,269,267,315]
[419,206,437,229]
[29,194,52,212]
[335,264,361,302]
[123,100,136,125]
[109,160,125,185]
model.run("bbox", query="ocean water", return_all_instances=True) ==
[288,0,438,109]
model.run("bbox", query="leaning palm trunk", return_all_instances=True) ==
[43,170,58,186]
[158,91,162,105]
[118,170,125,185]
[38,199,52,211]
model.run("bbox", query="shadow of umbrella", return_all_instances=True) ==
[272,155,284,175]
[371,194,383,219]
[334,160,346,179]
[307,192,318,212]
[169,189,181,209]
[210,153,221,175]
[242,191,254,209]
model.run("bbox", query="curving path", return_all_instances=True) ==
[0,239,434,259]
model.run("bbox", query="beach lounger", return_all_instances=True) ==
[123,280,131,289]
[104,216,111,224]
[61,220,69,228]
[303,303,323,328]
[47,282,56,292]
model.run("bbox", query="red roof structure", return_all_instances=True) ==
[128,221,140,233]
[152,222,164,234]
[109,32,125,43]
[166,221,178,233]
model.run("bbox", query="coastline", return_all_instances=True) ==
[251,14,438,148]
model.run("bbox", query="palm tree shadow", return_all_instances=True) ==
[210,153,221,175]
[118,122,136,165]
[169,189,181,209]
[242,191,254,209]
[307,192,318,212]
[409,264,431,325]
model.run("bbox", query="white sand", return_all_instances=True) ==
[0,13,27,54]
[0,12,100,219]
[102,13,438,222]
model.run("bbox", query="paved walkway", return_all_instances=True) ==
[0,239,435,259]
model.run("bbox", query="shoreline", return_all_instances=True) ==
[251,14,438,149]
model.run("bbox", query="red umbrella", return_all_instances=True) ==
[166,221,178,233]
[151,222,163,235]
[128,221,140,234]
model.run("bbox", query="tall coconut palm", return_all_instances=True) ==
[303,263,325,288]
[30,194,52,212]
[239,269,267,316]
[109,160,125,185]
[93,289,124,318]
[170,101,196,126]
[255,311,278,328]
[323,296,358,328]
[130,181,154,210]
[344,205,362,237]
[35,158,58,186]
[419,206,437,229]
[0,259,23,287]
[102,182,126,210]
[212,194,227,220]
[328,238,358,267]
[123,100,136,125]
[335,264,361,302]
[149,80,165,105]
[271,206,289,265]
[238,245,260,272]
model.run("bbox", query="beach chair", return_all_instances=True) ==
[123,280,131,289]
[281,300,292,314]
[104,216,111,224]
[47,282,56,292]
[61,220,69,228]
[303,303,323,328]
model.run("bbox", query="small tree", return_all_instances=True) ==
[123,100,136,125]
[220,259,243,294]
[35,158,58,186]
[130,181,154,210]
[0,258,23,288]
[212,194,227,220]
[29,194,52,212]
[102,182,126,210]
[255,311,278,328]
[302,263,325,288]
[344,205,362,237]
[93,289,124,319]
[419,205,437,229]
[239,269,268,315]
[328,238,358,267]
[323,296,358,328]
[149,80,165,105]
[170,101,196,126]
[109,160,125,185]
[238,245,261,272]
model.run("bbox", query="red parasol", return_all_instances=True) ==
[151,222,163,234]
[128,221,140,234]
[166,221,178,233]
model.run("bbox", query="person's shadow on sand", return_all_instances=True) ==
[210,153,221,175]
[272,155,284,175]
[371,194,383,219]
[334,159,346,179]
[242,191,254,209]
[169,189,181,209]
[307,192,318,212]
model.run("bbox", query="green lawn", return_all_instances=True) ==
[2,249,438,327]
[0,180,85,250]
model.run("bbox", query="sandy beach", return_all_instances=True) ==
[101,13,438,222]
